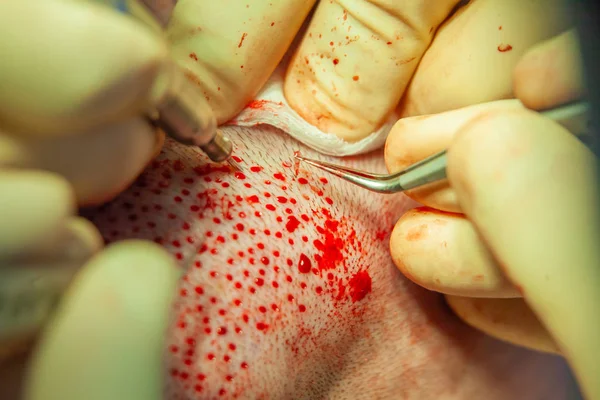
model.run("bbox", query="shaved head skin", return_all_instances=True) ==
[83,125,573,399]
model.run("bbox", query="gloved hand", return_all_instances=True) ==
[0,1,179,399]
[385,31,600,400]
[167,0,573,142]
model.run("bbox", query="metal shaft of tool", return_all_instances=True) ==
[151,64,233,162]
[388,101,591,192]
[118,0,234,163]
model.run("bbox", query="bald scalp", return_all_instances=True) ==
[83,125,571,399]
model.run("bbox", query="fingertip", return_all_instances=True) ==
[26,240,179,400]
[445,295,560,355]
[384,119,410,173]
[0,170,75,257]
[513,30,585,110]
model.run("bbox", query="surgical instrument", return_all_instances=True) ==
[295,101,592,194]
[116,0,239,168]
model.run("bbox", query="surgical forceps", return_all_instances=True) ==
[296,101,592,194]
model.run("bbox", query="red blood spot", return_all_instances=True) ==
[246,195,260,204]
[353,75,359,81]
[250,165,263,172]
[194,286,204,295]
[260,257,269,265]
[207,353,215,361]
[217,327,228,335]
[298,254,312,274]
[255,322,269,331]
[333,58,339,65]
[241,362,249,369]
[286,216,301,233]
[258,306,267,313]
[235,171,246,180]
[232,155,243,163]
[298,177,308,184]
[348,270,372,302]
[298,304,306,312]
[255,278,265,286]
[273,172,285,181]
[276,196,288,203]
[197,373,206,381]
[235,223,244,231]
[266,204,276,211]
[498,44,513,52]
[194,385,203,392]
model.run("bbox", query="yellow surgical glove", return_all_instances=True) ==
[385,32,600,399]
[0,1,179,399]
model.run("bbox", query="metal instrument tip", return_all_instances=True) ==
[227,157,242,171]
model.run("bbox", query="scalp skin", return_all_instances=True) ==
[83,125,573,399]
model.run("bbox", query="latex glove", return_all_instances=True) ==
[0,0,167,207]
[385,31,600,400]
[0,1,179,399]
[166,0,572,143]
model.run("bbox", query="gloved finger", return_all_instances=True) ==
[514,29,586,111]
[25,240,180,400]
[398,0,573,118]
[168,0,317,124]
[389,206,520,298]
[0,170,74,258]
[445,296,560,354]
[0,216,103,362]
[385,99,524,213]
[0,118,164,207]
[284,0,461,142]
[0,0,168,136]
[447,110,600,399]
